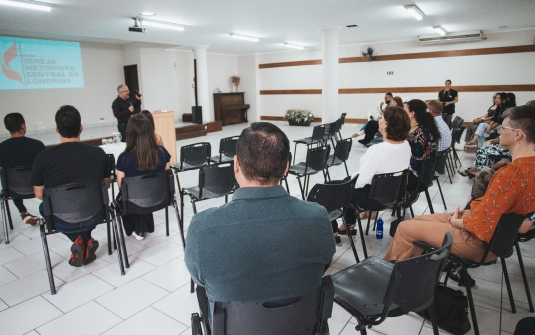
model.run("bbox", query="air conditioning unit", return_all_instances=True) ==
[418,31,483,45]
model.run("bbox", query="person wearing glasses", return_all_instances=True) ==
[385,106,535,268]
[112,84,141,142]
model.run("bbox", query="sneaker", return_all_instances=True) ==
[21,212,39,225]
[84,238,99,265]
[132,231,145,241]
[68,236,85,267]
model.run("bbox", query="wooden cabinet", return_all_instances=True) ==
[213,93,249,126]
[152,111,177,164]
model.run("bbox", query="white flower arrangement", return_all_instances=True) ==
[284,109,314,122]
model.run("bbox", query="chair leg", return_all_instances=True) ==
[372,212,378,232]
[284,177,290,193]
[436,179,447,210]
[515,242,534,312]
[192,199,198,215]
[428,304,440,335]
[501,257,516,313]
[1,200,9,244]
[165,206,169,237]
[365,211,372,235]
[356,215,367,260]
[297,177,305,200]
[305,175,311,197]
[325,168,331,182]
[344,161,349,177]
[116,214,129,268]
[111,217,126,276]
[293,143,298,164]
[409,205,415,218]
[191,279,195,293]
[106,218,112,255]
[425,190,435,214]
[345,215,360,264]
[39,220,56,295]
[5,200,13,230]
[173,200,186,248]
[463,267,480,335]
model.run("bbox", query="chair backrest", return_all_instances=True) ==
[435,150,448,175]
[366,170,407,210]
[199,162,237,199]
[417,151,438,189]
[211,276,334,335]
[180,142,211,170]
[42,181,109,230]
[484,213,531,260]
[444,114,453,129]
[121,170,175,215]
[336,118,343,133]
[307,177,356,213]
[452,126,466,145]
[339,113,346,124]
[328,121,338,137]
[1,166,34,199]
[383,232,453,313]
[451,116,464,130]
[332,138,352,163]
[107,154,116,180]
[305,145,330,173]
[310,124,326,141]
[218,136,239,158]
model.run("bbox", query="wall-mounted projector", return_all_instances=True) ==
[129,17,145,33]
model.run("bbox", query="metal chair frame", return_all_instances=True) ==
[285,145,330,200]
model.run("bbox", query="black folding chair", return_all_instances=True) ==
[332,232,453,335]
[107,154,117,200]
[192,276,334,335]
[449,126,465,169]
[292,124,326,164]
[210,136,239,164]
[417,213,532,335]
[171,142,212,224]
[285,145,330,200]
[307,177,366,263]
[443,114,453,129]
[322,122,338,148]
[1,166,35,244]
[40,181,127,294]
[326,138,352,181]
[182,162,238,293]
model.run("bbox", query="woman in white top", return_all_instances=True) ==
[338,106,412,235]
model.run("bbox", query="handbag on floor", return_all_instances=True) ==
[417,284,471,335]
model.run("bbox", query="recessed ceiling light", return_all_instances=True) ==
[230,34,259,42]
[0,0,53,11]
[142,18,184,31]
[141,12,156,16]
[404,5,424,20]
[433,26,447,36]
[346,25,358,28]
[284,43,304,50]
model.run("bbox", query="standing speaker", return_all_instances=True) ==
[192,106,202,124]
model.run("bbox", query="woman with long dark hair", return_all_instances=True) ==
[466,92,510,148]
[465,93,499,142]
[115,114,171,240]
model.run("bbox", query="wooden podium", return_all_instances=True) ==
[153,111,177,164]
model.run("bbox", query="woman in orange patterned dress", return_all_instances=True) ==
[384,105,535,263]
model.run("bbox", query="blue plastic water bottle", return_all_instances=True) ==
[376,217,384,239]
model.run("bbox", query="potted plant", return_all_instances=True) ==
[284,109,314,126]
[231,75,240,92]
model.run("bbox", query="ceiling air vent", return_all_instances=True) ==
[418,31,483,45]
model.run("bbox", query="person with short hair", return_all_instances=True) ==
[380,92,394,111]
[112,84,141,142]
[427,100,452,153]
[185,122,335,316]
[385,105,535,263]
[115,114,171,240]
[437,79,458,117]
[32,106,111,267]
[0,113,45,225]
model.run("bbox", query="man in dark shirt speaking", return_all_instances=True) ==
[185,122,335,315]
[111,84,141,142]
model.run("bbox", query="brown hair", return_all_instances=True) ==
[393,96,403,107]
[124,114,159,170]
[506,105,535,143]
[383,106,411,141]
[426,100,443,115]
[140,110,155,130]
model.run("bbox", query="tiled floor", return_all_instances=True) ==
[0,122,533,335]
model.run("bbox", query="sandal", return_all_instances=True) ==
[458,169,475,179]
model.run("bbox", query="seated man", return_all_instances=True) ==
[427,100,452,153]
[384,105,535,263]
[0,113,45,224]
[185,122,335,318]
[32,106,111,267]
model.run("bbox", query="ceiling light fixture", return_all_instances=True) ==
[141,12,155,16]
[433,26,447,36]
[284,43,304,50]
[404,5,424,20]
[230,34,259,42]
[142,18,184,31]
[0,0,53,11]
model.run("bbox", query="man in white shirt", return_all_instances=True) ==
[427,100,452,152]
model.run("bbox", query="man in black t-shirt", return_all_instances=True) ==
[112,84,141,142]
[437,79,459,117]
[0,113,45,225]
[32,106,111,267]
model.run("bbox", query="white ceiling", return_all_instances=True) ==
[0,0,534,54]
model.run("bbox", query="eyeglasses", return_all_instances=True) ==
[497,125,526,137]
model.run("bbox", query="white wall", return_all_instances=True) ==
[0,41,124,135]
[238,54,259,121]
[257,29,535,122]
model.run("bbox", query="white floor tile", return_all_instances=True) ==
[51,257,110,283]
[103,307,187,335]
[3,250,65,278]
[95,278,169,319]
[43,274,114,312]
[0,232,31,250]
[92,257,156,287]
[131,241,183,267]
[151,283,199,326]
[0,296,63,335]
[0,298,7,312]
[0,247,26,266]
[12,234,68,256]
[95,239,147,264]
[0,270,64,307]
[142,259,191,292]
[36,301,122,335]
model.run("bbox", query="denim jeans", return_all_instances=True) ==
[117,123,127,143]
[39,203,100,243]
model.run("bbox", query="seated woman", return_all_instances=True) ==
[116,114,171,240]
[384,105,535,263]
[338,106,411,235]
[464,93,499,142]
[140,110,164,146]
[459,142,511,178]
[467,92,509,148]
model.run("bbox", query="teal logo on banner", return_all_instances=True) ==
[0,36,84,90]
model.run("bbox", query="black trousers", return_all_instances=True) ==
[12,199,26,213]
